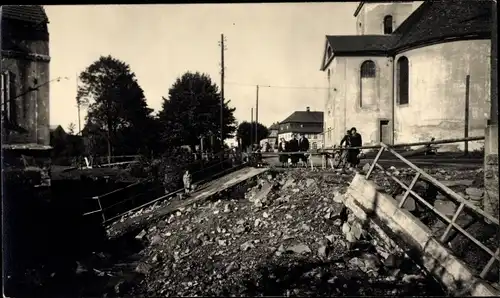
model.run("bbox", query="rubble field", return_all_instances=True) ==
[63,164,497,297]
[74,167,461,297]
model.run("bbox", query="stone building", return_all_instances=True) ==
[320,0,491,150]
[1,5,50,147]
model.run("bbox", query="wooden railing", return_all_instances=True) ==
[365,142,499,281]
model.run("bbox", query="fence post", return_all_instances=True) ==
[464,74,470,155]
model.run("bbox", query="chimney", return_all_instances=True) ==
[306,107,310,112]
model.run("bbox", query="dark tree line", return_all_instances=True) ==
[51,55,238,164]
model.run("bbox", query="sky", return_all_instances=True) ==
[46,3,357,131]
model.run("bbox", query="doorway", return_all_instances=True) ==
[379,119,391,144]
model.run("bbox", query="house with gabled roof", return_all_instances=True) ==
[278,107,324,149]
[321,0,492,150]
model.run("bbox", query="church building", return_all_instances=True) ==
[320,0,492,150]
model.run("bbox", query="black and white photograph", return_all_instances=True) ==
[1,1,498,296]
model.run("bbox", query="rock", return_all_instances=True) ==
[333,193,345,203]
[342,223,351,235]
[114,280,129,295]
[157,220,167,229]
[150,235,162,245]
[263,212,270,218]
[466,187,484,197]
[324,211,332,219]
[285,214,293,220]
[287,243,312,254]
[225,261,239,274]
[325,235,336,243]
[240,240,255,251]
[135,229,147,240]
[135,262,152,275]
[345,231,356,243]
[362,163,371,173]
[224,204,231,213]
[351,221,363,240]
[152,254,162,263]
[402,274,424,283]
[317,240,328,259]
[306,178,316,187]
[234,226,246,234]
[434,199,457,217]
[301,223,312,232]
[236,219,245,225]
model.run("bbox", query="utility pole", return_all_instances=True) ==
[219,34,226,154]
[255,85,259,145]
[250,107,254,150]
[490,0,498,126]
[76,73,81,135]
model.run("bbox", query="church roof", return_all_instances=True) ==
[326,35,397,55]
[323,0,491,62]
[1,5,49,24]
[391,0,491,52]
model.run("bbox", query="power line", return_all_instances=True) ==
[225,82,329,90]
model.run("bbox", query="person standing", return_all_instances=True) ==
[278,137,288,167]
[348,127,363,169]
[288,134,299,167]
[298,133,310,168]
[183,170,192,196]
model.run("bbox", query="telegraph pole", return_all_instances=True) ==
[250,107,254,149]
[255,85,259,145]
[219,34,226,153]
[490,0,498,125]
[76,73,81,135]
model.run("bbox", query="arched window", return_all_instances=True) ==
[360,60,376,108]
[397,56,409,105]
[361,61,376,78]
[384,15,393,34]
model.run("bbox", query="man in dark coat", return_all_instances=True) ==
[288,134,299,167]
[348,127,363,168]
[298,133,310,167]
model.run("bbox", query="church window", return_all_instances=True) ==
[360,60,376,108]
[384,15,393,34]
[397,56,409,105]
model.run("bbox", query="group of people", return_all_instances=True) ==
[278,133,310,167]
[339,127,363,169]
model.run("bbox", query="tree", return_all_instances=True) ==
[77,55,153,159]
[67,122,76,135]
[236,121,269,149]
[158,72,236,151]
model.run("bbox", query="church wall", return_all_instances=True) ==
[324,56,393,148]
[393,39,491,151]
[356,2,423,35]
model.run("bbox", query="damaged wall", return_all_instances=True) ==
[393,40,491,151]
[1,11,51,146]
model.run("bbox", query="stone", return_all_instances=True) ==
[342,222,351,235]
[317,244,328,259]
[465,187,484,197]
[135,229,147,240]
[362,163,371,173]
[434,199,457,217]
[150,235,162,245]
[305,178,316,187]
[157,220,167,229]
[135,262,152,275]
[287,243,312,254]
[240,240,254,251]
[351,222,363,240]
[333,193,344,203]
[325,235,336,243]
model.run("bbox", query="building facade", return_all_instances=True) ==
[278,107,324,149]
[321,1,491,151]
[259,122,279,150]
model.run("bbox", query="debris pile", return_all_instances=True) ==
[108,169,444,296]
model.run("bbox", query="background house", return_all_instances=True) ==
[278,107,324,149]
[321,0,491,151]
[259,122,280,150]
